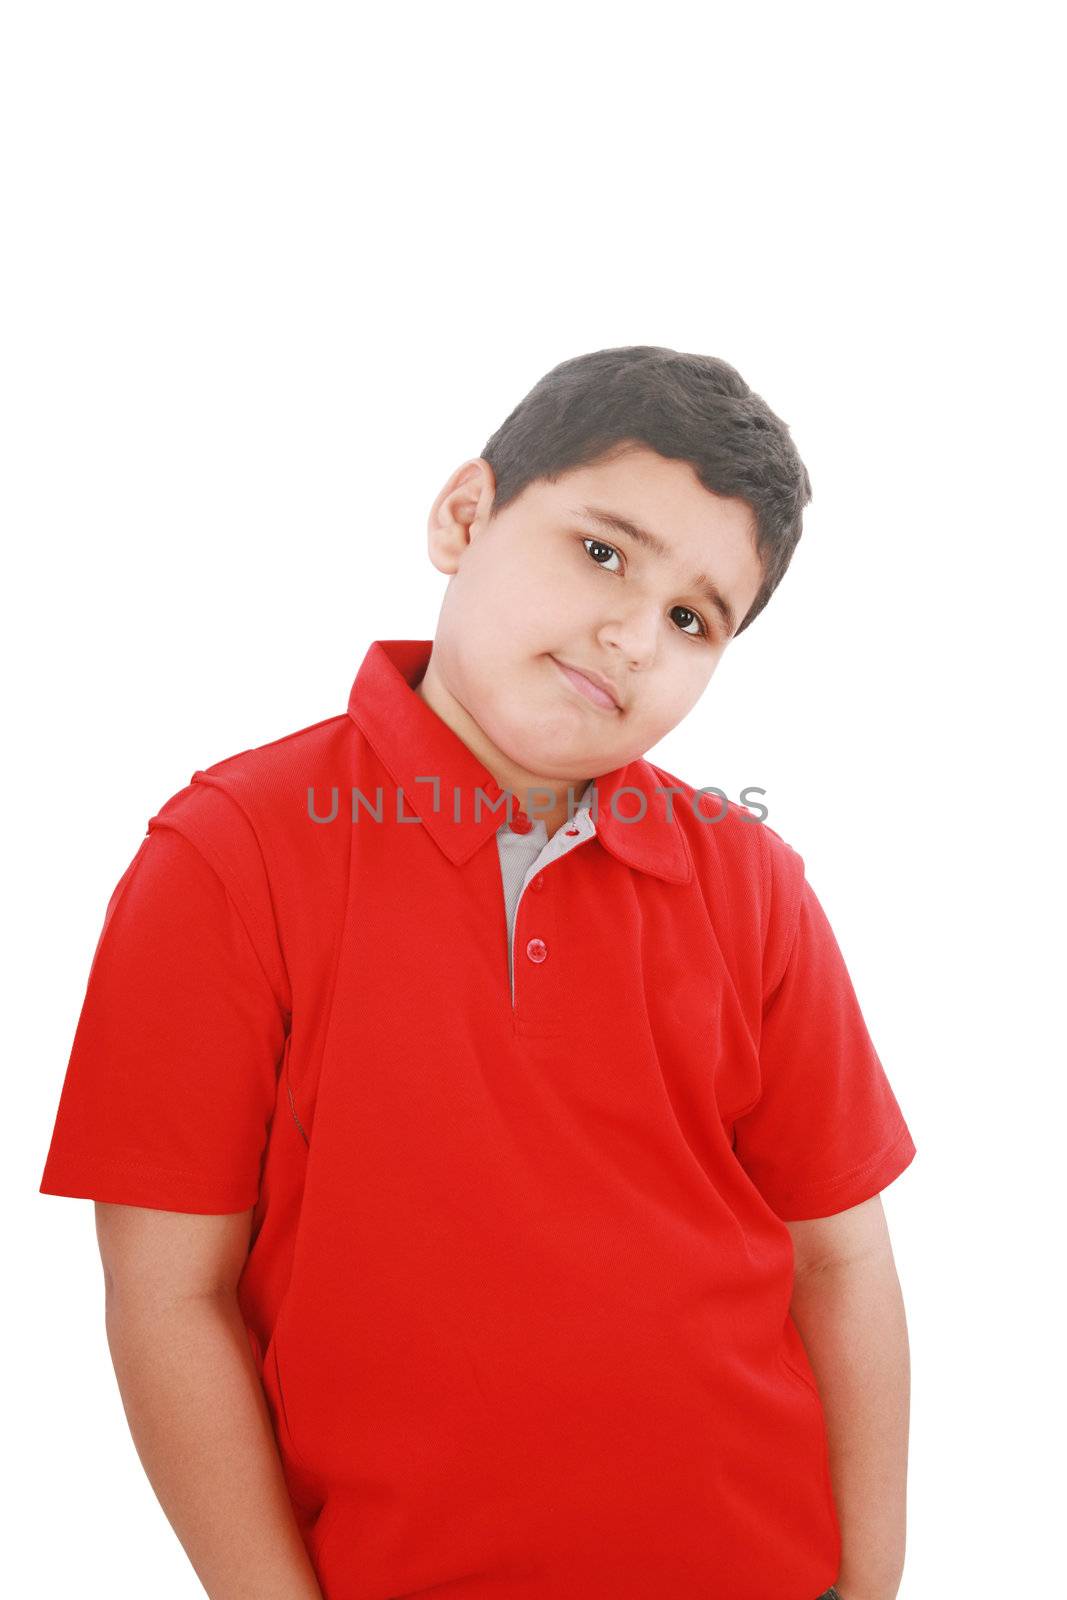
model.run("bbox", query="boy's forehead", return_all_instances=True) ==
[531,452,758,549]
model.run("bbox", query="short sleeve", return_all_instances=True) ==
[39,823,289,1214]
[732,870,917,1220]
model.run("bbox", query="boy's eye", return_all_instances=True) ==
[583,537,622,573]
[670,606,705,638]
[580,537,710,641]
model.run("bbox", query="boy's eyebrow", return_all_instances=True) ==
[566,502,738,637]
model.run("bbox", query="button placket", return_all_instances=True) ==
[511,874,558,1024]
[509,813,595,1029]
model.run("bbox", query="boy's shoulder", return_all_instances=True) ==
[642,759,806,990]
[143,705,357,917]
[191,704,354,807]
[643,758,803,874]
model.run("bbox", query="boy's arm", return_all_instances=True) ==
[785,1197,910,1600]
[97,1203,323,1600]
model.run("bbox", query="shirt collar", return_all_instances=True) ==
[347,639,692,886]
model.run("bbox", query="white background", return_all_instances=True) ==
[6,2,1064,1593]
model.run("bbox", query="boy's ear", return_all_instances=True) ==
[426,458,497,574]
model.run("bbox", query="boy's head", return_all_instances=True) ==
[416,345,812,801]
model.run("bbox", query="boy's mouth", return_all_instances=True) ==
[550,655,623,713]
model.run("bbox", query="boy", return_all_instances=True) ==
[40,345,916,1600]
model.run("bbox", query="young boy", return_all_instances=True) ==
[40,345,916,1600]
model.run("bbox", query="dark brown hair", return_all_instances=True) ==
[480,345,812,634]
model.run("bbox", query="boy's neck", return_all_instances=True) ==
[413,656,591,841]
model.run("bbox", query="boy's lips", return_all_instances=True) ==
[550,656,623,712]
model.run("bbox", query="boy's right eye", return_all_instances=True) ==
[582,537,623,573]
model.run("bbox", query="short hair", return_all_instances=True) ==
[480,345,812,634]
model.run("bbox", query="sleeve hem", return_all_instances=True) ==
[39,1161,259,1214]
[769,1123,917,1220]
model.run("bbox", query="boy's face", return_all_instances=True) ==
[418,444,765,800]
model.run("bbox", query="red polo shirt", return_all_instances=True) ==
[40,638,917,1600]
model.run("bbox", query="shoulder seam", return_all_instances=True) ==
[148,798,291,1020]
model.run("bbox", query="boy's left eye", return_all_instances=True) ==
[580,537,709,640]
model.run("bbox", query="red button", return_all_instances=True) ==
[526,938,548,963]
[564,827,579,836]
[510,808,533,834]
